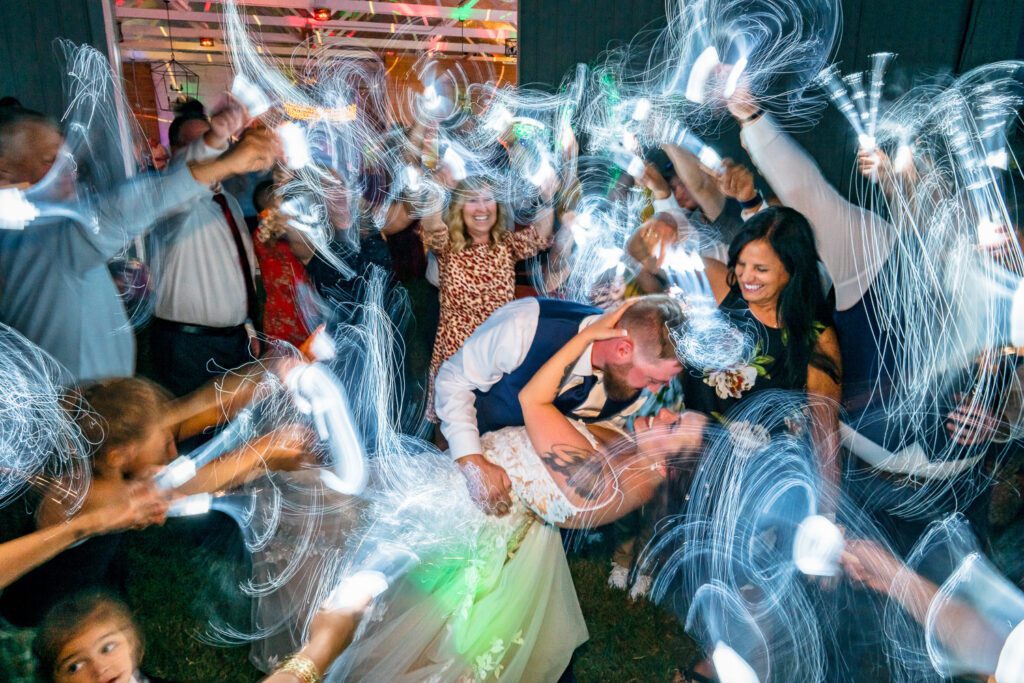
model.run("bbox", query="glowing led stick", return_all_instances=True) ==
[945,102,1013,248]
[711,642,761,683]
[818,65,874,150]
[527,155,557,187]
[402,165,423,193]
[893,141,915,174]
[866,53,894,138]
[631,97,652,122]
[154,409,256,490]
[484,103,514,134]
[924,550,1024,682]
[610,146,646,179]
[842,71,870,132]
[422,83,442,111]
[0,186,95,231]
[441,145,468,183]
[284,363,367,495]
[792,514,845,577]
[723,55,749,99]
[325,544,419,610]
[230,73,271,118]
[568,209,601,246]
[165,489,281,552]
[306,325,337,362]
[687,46,722,103]
[166,493,212,517]
[666,126,725,174]
[0,188,40,230]
[997,620,1024,683]
[663,246,709,298]
[277,121,311,170]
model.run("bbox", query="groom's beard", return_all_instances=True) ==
[602,363,640,402]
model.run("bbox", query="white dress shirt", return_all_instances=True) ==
[739,114,895,312]
[154,139,257,327]
[434,298,642,460]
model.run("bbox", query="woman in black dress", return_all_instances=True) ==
[688,206,843,501]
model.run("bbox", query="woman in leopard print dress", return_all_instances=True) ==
[423,177,553,421]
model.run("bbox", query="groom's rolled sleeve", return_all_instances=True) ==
[435,298,539,460]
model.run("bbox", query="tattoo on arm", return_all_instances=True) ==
[540,444,609,502]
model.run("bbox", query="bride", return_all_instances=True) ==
[330,301,705,682]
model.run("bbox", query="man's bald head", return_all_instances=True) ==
[0,107,63,186]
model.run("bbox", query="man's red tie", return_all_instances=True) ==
[212,192,258,326]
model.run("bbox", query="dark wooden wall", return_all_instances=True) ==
[519,0,1024,194]
[0,0,109,117]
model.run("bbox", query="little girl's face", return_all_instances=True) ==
[54,619,137,683]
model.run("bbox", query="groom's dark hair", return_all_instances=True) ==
[619,295,684,361]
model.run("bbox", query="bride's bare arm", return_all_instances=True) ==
[556,443,664,529]
[518,301,634,458]
[557,412,704,528]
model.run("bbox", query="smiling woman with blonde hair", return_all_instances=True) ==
[422,176,554,423]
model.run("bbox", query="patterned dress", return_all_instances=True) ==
[426,227,549,420]
[253,238,313,347]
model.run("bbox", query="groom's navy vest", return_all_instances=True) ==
[474,298,605,435]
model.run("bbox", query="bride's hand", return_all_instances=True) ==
[584,299,636,342]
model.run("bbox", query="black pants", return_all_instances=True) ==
[148,318,252,397]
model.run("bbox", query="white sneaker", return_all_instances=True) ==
[608,563,629,590]
[629,574,652,601]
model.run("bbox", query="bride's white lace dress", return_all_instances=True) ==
[329,423,593,682]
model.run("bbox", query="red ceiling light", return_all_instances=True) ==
[312,7,331,21]
[199,36,215,47]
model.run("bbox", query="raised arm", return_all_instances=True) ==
[519,303,632,457]
[701,256,731,304]
[660,144,727,221]
[71,128,280,270]
[175,425,310,495]
[729,89,894,311]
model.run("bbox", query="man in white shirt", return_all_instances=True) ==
[149,99,260,395]
[435,295,703,515]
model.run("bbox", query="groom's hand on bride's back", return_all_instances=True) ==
[456,454,513,516]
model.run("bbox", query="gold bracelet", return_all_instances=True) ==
[276,654,322,683]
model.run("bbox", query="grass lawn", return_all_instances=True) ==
[123,524,695,682]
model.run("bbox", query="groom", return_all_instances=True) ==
[435,294,689,515]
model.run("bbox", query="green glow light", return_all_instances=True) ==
[450,0,479,22]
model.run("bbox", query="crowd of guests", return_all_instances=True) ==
[0,75,1022,683]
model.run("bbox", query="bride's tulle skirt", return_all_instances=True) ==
[331,513,588,682]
